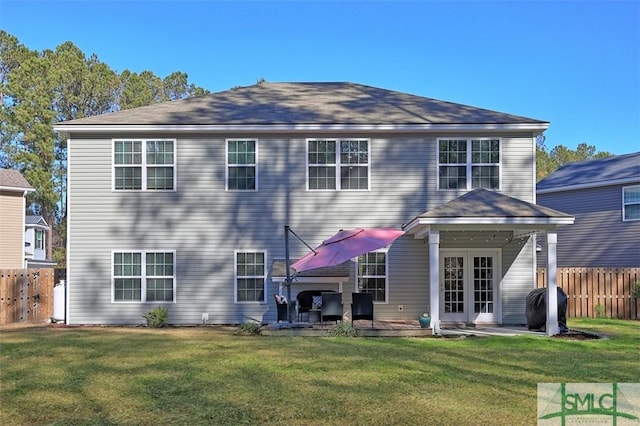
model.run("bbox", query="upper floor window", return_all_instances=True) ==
[438,139,500,190]
[227,139,257,191]
[356,251,387,302]
[235,251,266,303]
[623,185,640,221]
[308,139,369,190]
[113,139,175,191]
[113,251,175,303]
[35,229,44,250]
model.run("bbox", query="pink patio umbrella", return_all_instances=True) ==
[290,228,405,273]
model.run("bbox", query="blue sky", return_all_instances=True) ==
[2,0,639,155]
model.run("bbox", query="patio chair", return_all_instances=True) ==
[274,294,289,323]
[321,292,343,326]
[351,292,374,327]
[296,290,336,321]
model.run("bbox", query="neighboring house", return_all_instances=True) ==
[24,215,57,268]
[0,169,34,269]
[537,152,640,267]
[53,82,573,333]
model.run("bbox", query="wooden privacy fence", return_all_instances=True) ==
[536,267,640,320]
[0,269,54,325]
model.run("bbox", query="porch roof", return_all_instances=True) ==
[403,189,574,235]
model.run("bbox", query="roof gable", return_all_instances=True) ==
[0,169,34,191]
[25,215,48,226]
[416,189,573,220]
[55,82,548,128]
[537,152,640,192]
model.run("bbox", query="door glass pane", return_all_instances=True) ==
[444,256,465,313]
[473,256,493,313]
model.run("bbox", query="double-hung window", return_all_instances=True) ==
[356,251,387,302]
[35,229,44,250]
[235,251,266,303]
[623,185,640,221]
[438,139,501,190]
[113,139,175,191]
[308,139,369,190]
[227,139,257,191]
[113,251,175,302]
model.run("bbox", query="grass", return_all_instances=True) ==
[1,318,638,426]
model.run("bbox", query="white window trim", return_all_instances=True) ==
[354,249,389,304]
[306,138,371,191]
[234,249,267,304]
[622,184,640,222]
[226,138,259,192]
[436,137,502,191]
[111,250,177,303]
[112,139,177,192]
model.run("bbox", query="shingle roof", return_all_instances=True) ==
[25,215,47,226]
[537,152,640,192]
[0,169,34,191]
[55,82,547,127]
[407,188,573,224]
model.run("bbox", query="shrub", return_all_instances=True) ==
[143,306,169,328]
[328,322,359,337]
[594,304,606,318]
[632,281,640,298]
[236,321,262,335]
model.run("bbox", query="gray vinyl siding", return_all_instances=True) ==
[537,185,640,267]
[67,131,538,325]
[500,237,536,325]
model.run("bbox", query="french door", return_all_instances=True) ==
[440,250,499,324]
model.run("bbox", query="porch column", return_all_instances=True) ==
[429,230,441,335]
[546,231,560,336]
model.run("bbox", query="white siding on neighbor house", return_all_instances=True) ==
[537,185,640,267]
[66,131,538,325]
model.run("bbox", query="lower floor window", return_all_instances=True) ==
[113,251,175,302]
[235,251,266,302]
[357,252,387,302]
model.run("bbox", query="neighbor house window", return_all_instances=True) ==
[113,139,175,191]
[307,139,369,190]
[438,139,500,190]
[356,251,387,302]
[623,185,640,221]
[113,251,175,302]
[235,251,266,303]
[35,229,44,250]
[227,139,257,191]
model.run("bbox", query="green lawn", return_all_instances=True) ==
[1,318,638,426]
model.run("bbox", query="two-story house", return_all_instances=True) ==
[53,82,573,334]
[0,169,34,269]
[537,152,640,267]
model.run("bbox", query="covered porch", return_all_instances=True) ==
[403,189,574,336]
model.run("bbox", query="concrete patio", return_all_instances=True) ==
[261,320,544,337]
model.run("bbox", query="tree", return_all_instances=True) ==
[536,136,613,181]
[1,31,210,266]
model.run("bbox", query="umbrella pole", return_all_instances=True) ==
[284,225,293,323]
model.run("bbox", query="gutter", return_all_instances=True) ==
[53,122,550,137]
[537,177,640,194]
